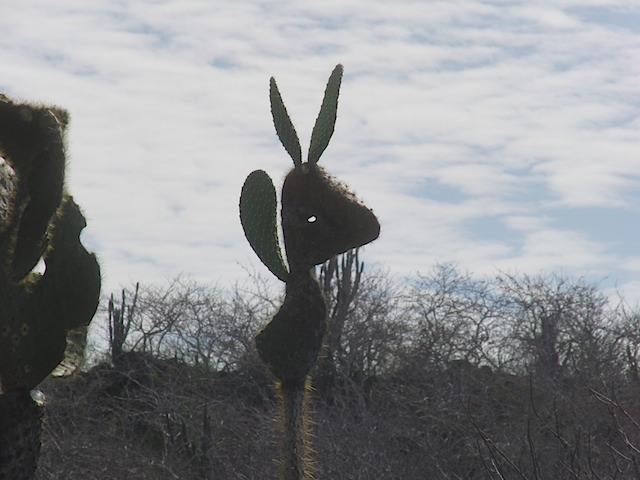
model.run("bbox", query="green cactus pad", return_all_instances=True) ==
[240,170,289,282]
[270,77,302,167]
[308,64,343,164]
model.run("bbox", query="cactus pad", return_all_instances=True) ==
[0,96,100,392]
[240,170,289,282]
[270,78,302,167]
[281,162,379,270]
[308,64,343,164]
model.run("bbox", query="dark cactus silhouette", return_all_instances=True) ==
[0,95,101,479]
[240,65,380,479]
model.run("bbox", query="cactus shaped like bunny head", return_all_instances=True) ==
[240,64,380,283]
[240,65,379,385]
[281,162,379,271]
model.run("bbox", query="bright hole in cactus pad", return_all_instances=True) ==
[307,215,317,223]
[32,257,46,275]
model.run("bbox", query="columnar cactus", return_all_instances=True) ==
[240,65,380,479]
[0,95,101,479]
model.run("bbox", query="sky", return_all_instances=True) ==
[1,0,640,304]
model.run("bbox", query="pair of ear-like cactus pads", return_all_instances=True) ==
[240,65,380,384]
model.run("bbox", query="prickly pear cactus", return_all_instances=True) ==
[0,95,101,479]
[239,65,379,479]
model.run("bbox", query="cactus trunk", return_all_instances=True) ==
[0,95,101,478]
[0,390,43,480]
[279,380,313,480]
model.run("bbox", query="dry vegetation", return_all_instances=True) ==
[34,257,640,479]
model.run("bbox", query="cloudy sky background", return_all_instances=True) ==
[1,0,640,303]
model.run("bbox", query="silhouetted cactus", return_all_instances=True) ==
[108,283,139,365]
[240,65,380,479]
[0,95,101,479]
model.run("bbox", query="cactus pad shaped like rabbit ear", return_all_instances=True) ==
[281,162,380,270]
[308,64,343,164]
[270,64,343,167]
[240,170,290,282]
[270,77,302,167]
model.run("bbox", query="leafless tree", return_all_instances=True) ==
[495,272,626,380]
[33,266,640,479]
[402,263,504,371]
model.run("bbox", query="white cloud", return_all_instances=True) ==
[0,0,639,303]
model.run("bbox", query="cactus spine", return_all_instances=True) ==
[0,95,101,479]
[239,65,380,479]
